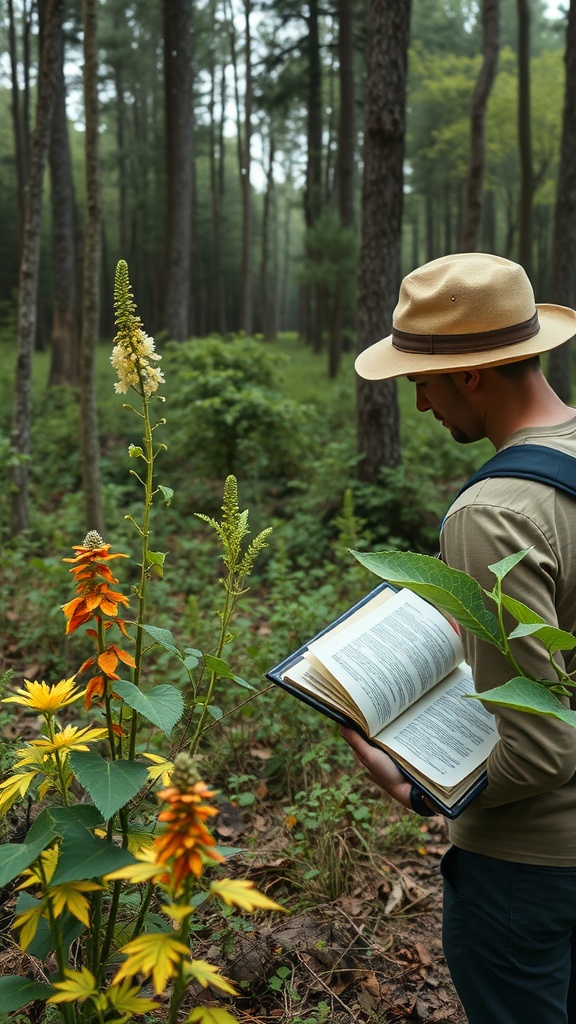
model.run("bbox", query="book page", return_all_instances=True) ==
[377,664,497,791]
[308,588,464,735]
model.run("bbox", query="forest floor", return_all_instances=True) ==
[189,796,467,1024]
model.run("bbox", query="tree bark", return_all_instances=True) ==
[48,20,79,387]
[228,0,253,335]
[461,0,499,251]
[10,0,64,536]
[163,0,194,341]
[548,0,576,402]
[79,0,104,535]
[356,0,411,481]
[517,0,533,275]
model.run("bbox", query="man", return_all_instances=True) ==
[343,252,576,1024]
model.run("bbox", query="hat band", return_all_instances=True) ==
[392,311,540,355]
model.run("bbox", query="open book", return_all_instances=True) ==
[267,584,498,818]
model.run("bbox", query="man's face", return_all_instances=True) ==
[407,372,484,445]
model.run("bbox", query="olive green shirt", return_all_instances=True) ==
[441,417,576,865]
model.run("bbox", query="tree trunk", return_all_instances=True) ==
[163,0,194,341]
[80,0,104,536]
[260,127,276,341]
[356,0,411,481]
[304,0,323,350]
[208,1,226,335]
[7,0,27,240]
[48,20,79,387]
[461,0,499,251]
[548,0,576,402]
[10,0,64,536]
[228,0,253,335]
[517,0,533,274]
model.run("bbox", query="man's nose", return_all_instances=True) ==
[415,391,431,413]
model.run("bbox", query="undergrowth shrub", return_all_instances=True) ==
[163,336,318,481]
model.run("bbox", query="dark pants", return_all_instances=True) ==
[441,846,576,1024]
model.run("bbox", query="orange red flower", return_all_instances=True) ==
[153,776,225,889]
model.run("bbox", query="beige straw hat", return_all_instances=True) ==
[355,252,576,381]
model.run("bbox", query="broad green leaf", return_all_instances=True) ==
[350,549,502,647]
[507,622,576,654]
[207,705,223,721]
[114,680,184,735]
[69,752,148,820]
[500,593,547,627]
[45,805,105,837]
[0,809,57,886]
[52,835,137,884]
[203,655,255,690]
[487,548,532,582]
[0,976,51,1011]
[141,623,182,657]
[468,677,576,726]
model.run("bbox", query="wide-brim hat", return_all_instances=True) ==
[355,252,576,381]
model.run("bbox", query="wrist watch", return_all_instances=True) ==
[409,784,437,817]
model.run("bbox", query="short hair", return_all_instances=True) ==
[493,355,541,380]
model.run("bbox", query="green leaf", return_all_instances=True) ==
[207,705,223,720]
[113,680,184,735]
[0,810,57,886]
[487,548,532,582]
[0,976,51,1011]
[69,752,149,820]
[203,655,255,690]
[146,551,166,579]
[141,623,182,657]
[507,622,576,654]
[52,835,137,884]
[158,484,174,505]
[468,677,576,726]
[500,593,547,627]
[350,549,502,647]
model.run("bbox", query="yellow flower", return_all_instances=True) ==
[112,932,190,993]
[31,724,109,758]
[2,676,85,714]
[142,751,174,787]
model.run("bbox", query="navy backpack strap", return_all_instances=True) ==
[455,443,576,502]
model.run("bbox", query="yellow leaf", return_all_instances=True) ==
[186,1008,240,1024]
[50,881,103,927]
[142,752,174,787]
[101,977,159,1015]
[0,772,38,815]
[105,858,167,885]
[17,847,59,889]
[113,932,190,994]
[161,901,195,924]
[47,966,98,1004]
[12,904,44,951]
[183,959,237,996]
[209,878,288,914]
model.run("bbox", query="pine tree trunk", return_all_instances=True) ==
[461,0,499,251]
[163,0,194,341]
[48,23,79,387]
[80,0,104,535]
[548,0,576,401]
[10,0,64,536]
[356,0,411,481]
[517,0,533,274]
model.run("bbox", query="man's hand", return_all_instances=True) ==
[340,726,412,809]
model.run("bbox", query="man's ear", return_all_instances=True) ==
[452,368,481,392]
